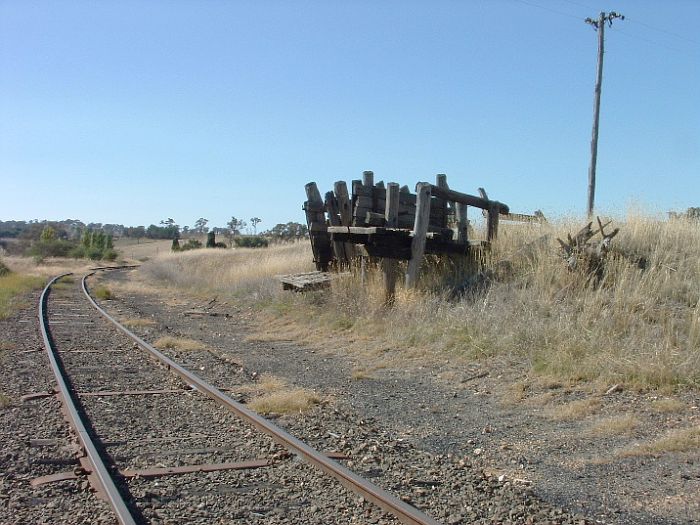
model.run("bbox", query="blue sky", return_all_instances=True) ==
[1,0,698,230]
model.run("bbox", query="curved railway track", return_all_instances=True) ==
[37,270,443,525]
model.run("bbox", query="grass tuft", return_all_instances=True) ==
[621,426,700,457]
[588,415,640,436]
[248,388,320,415]
[546,398,602,421]
[93,286,113,300]
[153,336,207,351]
[0,393,12,408]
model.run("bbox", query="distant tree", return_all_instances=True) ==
[194,218,209,234]
[250,217,262,235]
[40,225,57,242]
[265,222,308,241]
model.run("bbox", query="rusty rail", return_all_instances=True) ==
[81,272,442,525]
[38,274,138,525]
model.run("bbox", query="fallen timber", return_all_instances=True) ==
[303,171,512,301]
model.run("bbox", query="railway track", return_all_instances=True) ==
[36,270,443,525]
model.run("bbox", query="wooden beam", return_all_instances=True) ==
[429,184,509,214]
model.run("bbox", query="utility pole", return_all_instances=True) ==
[585,11,624,218]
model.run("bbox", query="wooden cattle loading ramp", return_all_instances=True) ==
[301,171,540,302]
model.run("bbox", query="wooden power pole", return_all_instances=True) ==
[585,11,624,218]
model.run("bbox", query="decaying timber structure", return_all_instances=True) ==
[302,171,549,300]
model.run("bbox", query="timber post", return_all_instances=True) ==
[405,183,432,288]
[382,182,400,306]
[304,182,332,271]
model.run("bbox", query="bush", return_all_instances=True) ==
[234,236,269,248]
[27,239,74,259]
[0,259,9,277]
[180,239,203,251]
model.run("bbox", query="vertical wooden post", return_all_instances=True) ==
[435,174,449,231]
[333,181,355,261]
[334,181,352,226]
[304,182,332,271]
[405,183,432,288]
[456,202,468,243]
[487,204,500,242]
[325,191,348,266]
[362,170,374,188]
[587,12,605,218]
[382,182,400,306]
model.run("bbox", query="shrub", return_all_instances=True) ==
[180,239,203,251]
[27,239,74,258]
[0,259,9,277]
[93,286,113,300]
[234,236,269,248]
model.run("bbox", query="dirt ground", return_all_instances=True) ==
[88,268,700,525]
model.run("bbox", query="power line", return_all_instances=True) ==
[625,16,699,46]
[608,26,697,57]
[510,0,584,21]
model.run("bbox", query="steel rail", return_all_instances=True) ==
[82,272,443,525]
[39,274,138,525]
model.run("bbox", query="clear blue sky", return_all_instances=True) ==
[1,0,698,230]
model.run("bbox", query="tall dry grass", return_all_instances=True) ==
[139,241,314,299]
[139,215,700,389]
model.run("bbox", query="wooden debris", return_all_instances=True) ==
[277,271,347,292]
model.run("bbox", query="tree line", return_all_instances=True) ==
[0,217,308,243]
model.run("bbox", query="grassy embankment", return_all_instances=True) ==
[0,259,45,319]
[138,215,700,390]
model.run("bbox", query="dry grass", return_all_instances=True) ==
[650,398,687,413]
[545,398,602,421]
[621,426,700,457]
[588,415,641,436]
[139,241,313,300]
[0,271,45,319]
[257,373,287,392]
[92,286,113,300]
[1,255,92,278]
[113,238,172,262]
[245,372,320,415]
[248,388,320,415]
[137,214,700,390]
[0,393,12,408]
[153,336,207,351]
